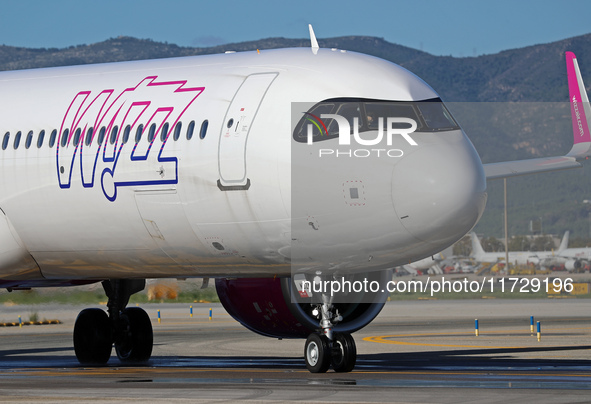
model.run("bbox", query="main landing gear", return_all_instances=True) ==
[304,298,357,373]
[73,279,153,365]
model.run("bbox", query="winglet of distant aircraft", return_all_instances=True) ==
[470,232,488,259]
[483,51,591,179]
[557,230,570,253]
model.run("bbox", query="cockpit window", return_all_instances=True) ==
[293,97,459,143]
[320,102,362,137]
[416,101,458,130]
[365,103,417,130]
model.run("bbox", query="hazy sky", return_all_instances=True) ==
[1,0,589,57]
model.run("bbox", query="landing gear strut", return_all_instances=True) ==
[304,295,357,373]
[73,279,153,365]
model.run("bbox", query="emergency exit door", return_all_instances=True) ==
[218,73,277,189]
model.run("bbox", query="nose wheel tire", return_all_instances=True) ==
[331,332,356,373]
[73,308,112,365]
[114,307,153,362]
[305,333,331,373]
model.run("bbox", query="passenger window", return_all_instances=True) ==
[110,125,118,145]
[173,122,182,141]
[37,130,45,148]
[60,128,69,147]
[148,123,156,142]
[25,131,33,149]
[85,127,94,146]
[2,132,9,150]
[73,128,82,146]
[199,120,208,139]
[186,120,195,140]
[123,125,131,144]
[97,127,106,145]
[135,124,144,143]
[161,123,169,142]
[49,129,57,148]
[14,131,21,149]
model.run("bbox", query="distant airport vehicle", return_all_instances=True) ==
[444,259,479,274]
[402,253,445,275]
[470,232,569,266]
[0,25,589,373]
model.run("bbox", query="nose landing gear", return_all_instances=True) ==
[331,332,356,372]
[304,298,357,373]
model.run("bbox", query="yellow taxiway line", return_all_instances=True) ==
[363,326,591,349]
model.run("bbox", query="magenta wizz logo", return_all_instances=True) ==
[57,76,204,201]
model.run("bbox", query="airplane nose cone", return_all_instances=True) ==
[392,133,487,246]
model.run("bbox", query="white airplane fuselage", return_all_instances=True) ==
[0,47,488,286]
[472,251,543,266]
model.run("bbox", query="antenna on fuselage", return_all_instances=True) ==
[309,24,319,55]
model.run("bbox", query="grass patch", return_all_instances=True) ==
[0,289,106,305]
[0,287,220,306]
[129,288,220,304]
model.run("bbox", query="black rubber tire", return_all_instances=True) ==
[304,333,331,373]
[73,308,112,365]
[331,332,356,373]
[115,307,153,363]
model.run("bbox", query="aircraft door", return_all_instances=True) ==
[218,73,277,189]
